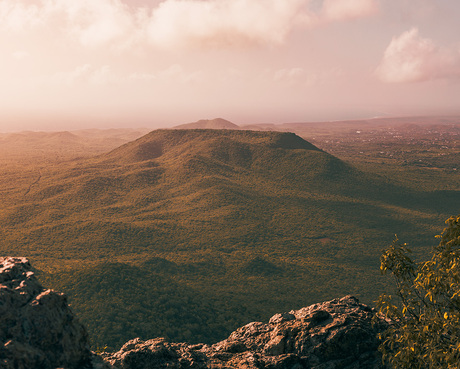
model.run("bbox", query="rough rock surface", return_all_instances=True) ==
[105,296,389,369]
[0,257,95,369]
[1,257,388,368]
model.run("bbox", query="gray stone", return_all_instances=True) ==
[1,257,389,369]
[105,337,208,369]
[0,257,95,369]
[105,295,389,368]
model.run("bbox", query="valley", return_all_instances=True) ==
[0,117,458,350]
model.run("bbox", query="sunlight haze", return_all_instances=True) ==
[1,0,460,131]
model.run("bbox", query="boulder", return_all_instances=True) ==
[0,257,96,369]
[0,256,389,368]
[105,338,208,369]
[105,295,389,368]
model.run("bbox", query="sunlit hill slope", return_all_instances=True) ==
[0,129,455,350]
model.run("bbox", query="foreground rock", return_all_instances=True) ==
[105,295,388,369]
[0,257,98,369]
[0,257,388,368]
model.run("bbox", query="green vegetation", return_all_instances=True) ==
[378,215,460,368]
[0,126,458,350]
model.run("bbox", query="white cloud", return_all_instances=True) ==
[47,62,206,89]
[50,64,114,85]
[274,68,306,84]
[145,0,310,48]
[61,0,135,47]
[321,0,379,21]
[0,0,137,47]
[12,50,30,60]
[0,1,42,31]
[0,0,379,50]
[90,65,113,84]
[376,28,460,83]
[1,0,309,48]
[270,66,343,87]
[128,72,157,82]
[129,64,204,84]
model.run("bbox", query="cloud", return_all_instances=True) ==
[273,68,306,86]
[12,50,30,60]
[129,64,204,85]
[1,0,309,48]
[145,0,310,48]
[268,66,343,88]
[48,63,202,87]
[321,0,379,21]
[145,0,380,48]
[0,1,42,31]
[0,0,137,47]
[50,64,113,86]
[60,0,135,47]
[0,0,380,50]
[376,28,460,83]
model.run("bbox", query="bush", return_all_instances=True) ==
[377,215,460,368]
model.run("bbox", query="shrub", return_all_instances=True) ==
[377,215,460,368]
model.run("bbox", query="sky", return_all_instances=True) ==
[1,0,460,131]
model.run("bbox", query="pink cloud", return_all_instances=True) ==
[62,0,135,47]
[321,0,379,21]
[0,0,137,47]
[50,64,113,86]
[50,63,203,86]
[12,50,30,60]
[129,65,194,83]
[144,0,378,49]
[0,1,42,31]
[0,0,381,50]
[376,28,460,83]
[1,0,309,48]
[146,0,309,48]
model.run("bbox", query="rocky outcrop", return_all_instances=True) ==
[105,296,388,369]
[0,257,95,369]
[1,257,388,368]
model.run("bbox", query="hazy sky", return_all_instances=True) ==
[1,0,460,131]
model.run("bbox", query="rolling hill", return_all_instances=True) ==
[0,128,149,163]
[174,118,240,130]
[0,128,456,350]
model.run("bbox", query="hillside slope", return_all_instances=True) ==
[174,118,240,130]
[0,129,455,350]
[0,128,148,163]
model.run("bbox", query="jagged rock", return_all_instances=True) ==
[0,257,95,369]
[105,296,389,368]
[104,337,209,369]
[1,257,388,368]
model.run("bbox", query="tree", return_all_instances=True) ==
[377,215,460,368]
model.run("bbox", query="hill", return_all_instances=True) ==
[174,118,240,130]
[0,128,149,163]
[0,129,456,350]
